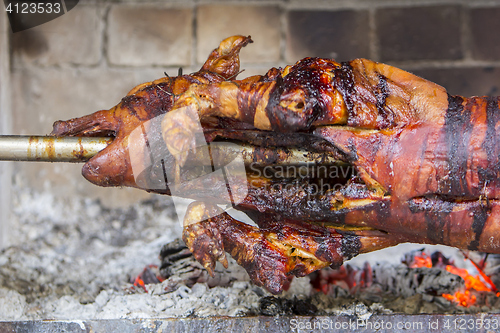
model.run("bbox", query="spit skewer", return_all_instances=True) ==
[0,135,342,166]
[0,136,113,162]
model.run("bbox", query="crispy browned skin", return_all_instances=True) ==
[182,201,402,294]
[162,57,447,140]
[51,36,500,294]
[315,95,500,252]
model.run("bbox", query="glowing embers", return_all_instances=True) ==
[132,264,164,292]
[311,262,372,295]
[441,265,498,307]
[408,251,432,269]
[310,249,500,310]
[409,251,499,307]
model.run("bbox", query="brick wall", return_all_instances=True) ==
[3,0,500,248]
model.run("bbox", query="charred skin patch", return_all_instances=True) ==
[339,231,362,261]
[251,147,284,165]
[407,196,454,244]
[266,58,340,132]
[375,74,394,128]
[237,70,280,125]
[480,97,500,191]
[406,196,493,249]
[469,205,490,251]
[442,94,471,197]
[334,62,356,121]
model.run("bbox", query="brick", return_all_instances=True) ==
[286,10,370,63]
[11,68,155,134]
[197,5,281,65]
[10,6,102,67]
[470,8,500,61]
[411,67,500,97]
[377,6,462,62]
[107,6,192,67]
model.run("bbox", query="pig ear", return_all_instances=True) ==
[51,109,118,138]
[347,59,449,126]
[200,35,253,80]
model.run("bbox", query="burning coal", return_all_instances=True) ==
[408,251,500,307]
[312,249,500,310]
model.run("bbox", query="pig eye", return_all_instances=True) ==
[279,99,306,112]
[279,89,307,113]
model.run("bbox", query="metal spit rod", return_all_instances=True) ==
[0,135,341,166]
[0,136,113,162]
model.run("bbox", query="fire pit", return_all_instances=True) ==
[1,187,500,319]
[3,24,500,333]
[1,184,500,333]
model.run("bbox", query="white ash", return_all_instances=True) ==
[369,263,463,298]
[1,187,499,320]
[0,188,291,320]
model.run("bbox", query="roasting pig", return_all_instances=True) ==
[51,36,500,294]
